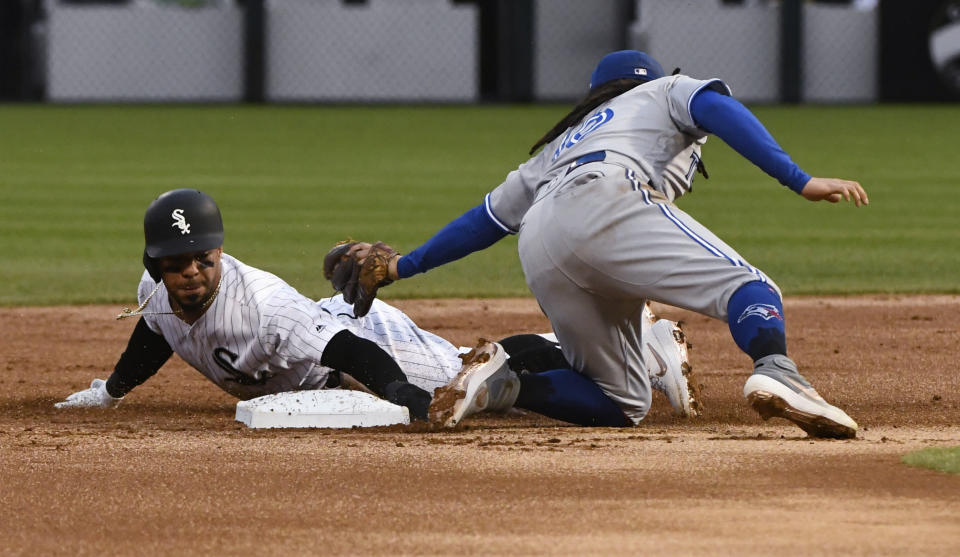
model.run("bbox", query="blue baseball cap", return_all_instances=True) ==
[589,50,665,91]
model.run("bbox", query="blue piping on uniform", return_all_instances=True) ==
[483,193,515,234]
[656,204,737,265]
[633,170,768,283]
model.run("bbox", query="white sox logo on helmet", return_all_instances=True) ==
[171,209,191,235]
[737,303,783,324]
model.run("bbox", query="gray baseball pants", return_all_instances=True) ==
[517,163,779,423]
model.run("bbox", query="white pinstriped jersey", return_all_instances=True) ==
[138,253,460,400]
[315,296,461,392]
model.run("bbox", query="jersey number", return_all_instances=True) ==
[214,347,272,385]
[552,108,614,161]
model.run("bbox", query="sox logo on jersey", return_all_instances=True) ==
[213,347,275,386]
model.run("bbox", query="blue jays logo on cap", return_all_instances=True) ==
[589,50,665,91]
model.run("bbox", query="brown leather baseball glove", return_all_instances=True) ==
[323,241,400,317]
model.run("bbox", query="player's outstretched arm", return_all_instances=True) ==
[799,177,869,206]
[320,330,432,420]
[325,204,508,316]
[55,317,173,409]
[394,203,508,279]
[690,89,810,194]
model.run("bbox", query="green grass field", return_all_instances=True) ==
[902,446,960,475]
[1,103,958,305]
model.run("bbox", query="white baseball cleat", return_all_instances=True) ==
[643,319,703,418]
[744,354,858,439]
[429,339,520,428]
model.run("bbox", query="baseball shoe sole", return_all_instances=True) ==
[744,356,858,439]
[645,319,703,418]
[429,339,519,428]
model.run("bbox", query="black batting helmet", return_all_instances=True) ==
[144,189,224,258]
[142,189,224,281]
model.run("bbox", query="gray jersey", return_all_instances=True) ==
[138,254,459,400]
[499,75,775,424]
[484,75,728,232]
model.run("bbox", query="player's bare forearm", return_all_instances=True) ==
[799,177,869,207]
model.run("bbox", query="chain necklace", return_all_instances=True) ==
[117,277,222,321]
[172,277,222,319]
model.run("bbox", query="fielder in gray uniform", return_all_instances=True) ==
[332,51,868,438]
[55,189,698,419]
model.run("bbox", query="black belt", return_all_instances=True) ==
[563,150,654,193]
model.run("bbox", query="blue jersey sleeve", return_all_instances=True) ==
[689,89,811,193]
[396,203,508,279]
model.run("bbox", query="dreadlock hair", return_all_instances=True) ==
[529,78,648,155]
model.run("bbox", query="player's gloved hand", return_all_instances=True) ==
[800,177,869,207]
[323,240,400,317]
[324,241,363,302]
[54,378,123,409]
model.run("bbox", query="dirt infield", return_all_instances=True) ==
[2,296,959,555]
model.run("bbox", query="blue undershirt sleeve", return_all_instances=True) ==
[689,88,811,193]
[396,203,509,279]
